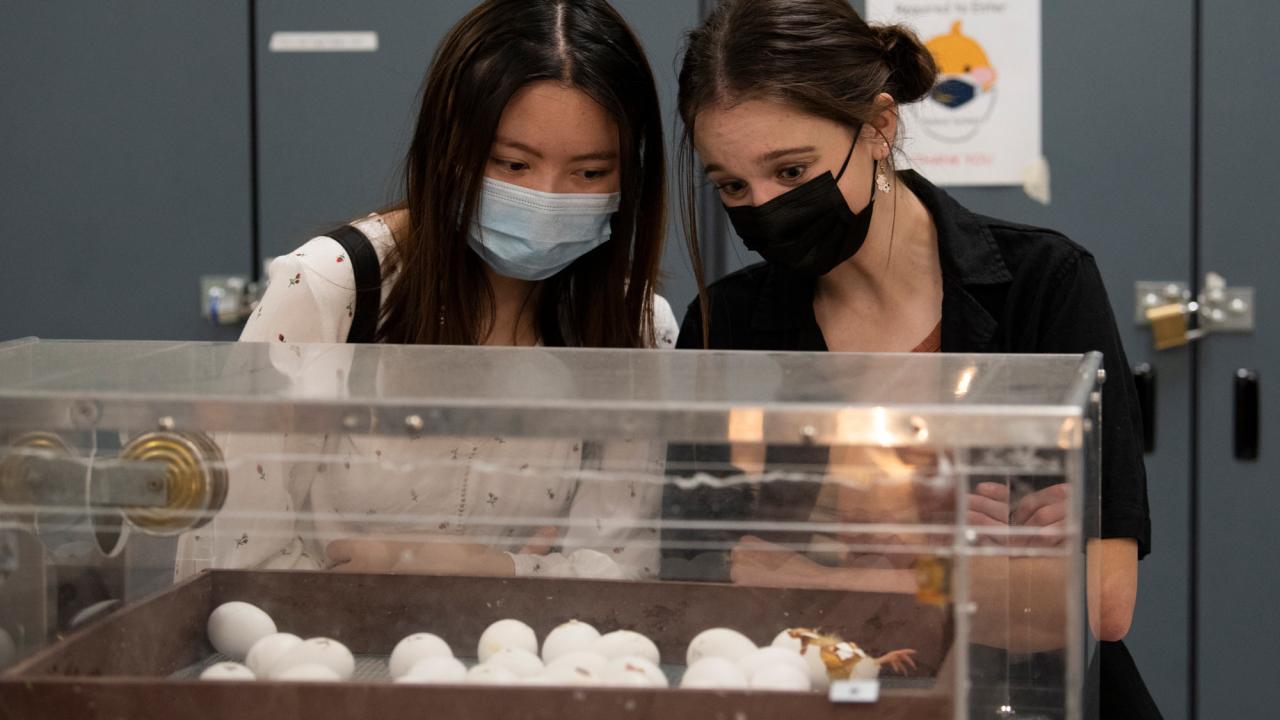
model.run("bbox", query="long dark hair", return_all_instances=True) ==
[676,0,937,345]
[377,0,665,348]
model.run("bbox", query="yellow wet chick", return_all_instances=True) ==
[786,628,917,680]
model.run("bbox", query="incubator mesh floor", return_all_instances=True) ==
[174,653,395,682]
[173,653,934,691]
[172,654,689,685]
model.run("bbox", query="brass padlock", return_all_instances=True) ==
[1146,303,1191,350]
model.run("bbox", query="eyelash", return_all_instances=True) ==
[778,165,807,181]
[714,164,808,197]
[716,181,747,197]
[493,159,610,182]
[493,158,528,173]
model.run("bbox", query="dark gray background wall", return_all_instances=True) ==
[0,0,251,342]
[1,2,1276,718]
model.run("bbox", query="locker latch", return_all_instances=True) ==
[1135,273,1255,350]
[200,274,263,326]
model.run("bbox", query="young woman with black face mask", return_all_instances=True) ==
[670,0,1157,715]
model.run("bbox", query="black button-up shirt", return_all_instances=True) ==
[676,170,1151,557]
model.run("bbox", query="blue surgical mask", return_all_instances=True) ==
[467,177,621,281]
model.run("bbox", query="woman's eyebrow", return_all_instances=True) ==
[494,138,544,158]
[495,138,617,164]
[569,150,619,162]
[705,146,818,175]
[757,146,816,163]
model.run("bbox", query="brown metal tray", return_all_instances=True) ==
[0,570,953,719]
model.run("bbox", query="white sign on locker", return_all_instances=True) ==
[268,32,379,53]
[865,0,1043,189]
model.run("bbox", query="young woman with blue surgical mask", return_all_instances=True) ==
[250,0,675,349]
[180,0,675,583]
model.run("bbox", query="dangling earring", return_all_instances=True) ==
[875,159,893,194]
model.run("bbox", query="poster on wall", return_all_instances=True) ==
[865,0,1042,189]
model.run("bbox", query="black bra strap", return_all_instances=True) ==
[325,224,382,344]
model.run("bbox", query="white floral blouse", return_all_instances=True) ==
[175,214,678,581]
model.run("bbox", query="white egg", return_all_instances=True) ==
[804,650,831,690]
[852,656,881,680]
[680,657,748,689]
[388,633,453,679]
[749,664,811,692]
[484,648,544,678]
[539,663,603,686]
[686,628,756,667]
[770,630,803,654]
[737,647,810,679]
[199,661,256,681]
[270,637,355,680]
[593,630,660,665]
[0,627,15,668]
[274,663,341,682]
[768,631,830,690]
[477,619,538,663]
[466,663,521,685]
[601,656,669,688]
[600,667,652,688]
[207,602,277,660]
[545,650,610,676]
[245,633,302,677]
[394,656,468,685]
[541,620,601,663]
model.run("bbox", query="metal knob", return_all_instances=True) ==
[116,431,227,535]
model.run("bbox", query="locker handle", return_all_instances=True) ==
[1133,364,1157,454]
[1235,369,1259,461]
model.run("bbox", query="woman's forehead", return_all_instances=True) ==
[694,100,844,170]
[495,81,619,158]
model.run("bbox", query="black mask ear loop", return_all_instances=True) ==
[832,130,877,206]
[833,134,858,182]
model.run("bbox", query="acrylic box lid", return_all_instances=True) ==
[0,338,1100,447]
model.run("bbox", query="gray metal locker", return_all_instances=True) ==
[1197,1,1280,716]
[0,1,252,342]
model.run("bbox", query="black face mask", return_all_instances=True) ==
[724,137,876,277]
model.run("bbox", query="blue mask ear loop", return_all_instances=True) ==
[832,128,877,205]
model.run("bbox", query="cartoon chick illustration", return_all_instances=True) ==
[925,21,997,109]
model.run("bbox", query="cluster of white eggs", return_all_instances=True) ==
[394,618,668,688]
[201,602,874,692]
[678,627,863,692]
[201,601,356,682]
[199,604,665,688]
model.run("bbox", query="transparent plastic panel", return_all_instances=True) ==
[0,340,1098,720]
[0,339,1097,446]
